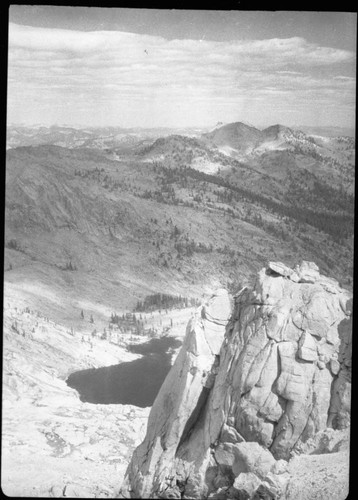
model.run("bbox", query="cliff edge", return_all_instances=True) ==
[121,261,352,499]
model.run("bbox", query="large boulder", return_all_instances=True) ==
[121,262,351,498]
[229,472,262,498]
[230,442,276,479]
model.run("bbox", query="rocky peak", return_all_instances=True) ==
[121,262,351,499]
[262,124,293,139]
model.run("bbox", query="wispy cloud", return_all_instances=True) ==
[7,22,356,127]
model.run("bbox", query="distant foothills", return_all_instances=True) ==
[6,122,356,140]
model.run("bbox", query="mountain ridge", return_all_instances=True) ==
[5,121,354,323]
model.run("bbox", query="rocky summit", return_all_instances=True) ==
[121,261,351,499]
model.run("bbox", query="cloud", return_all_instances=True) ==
[7,22,356,127]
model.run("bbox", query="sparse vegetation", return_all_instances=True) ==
[110,312,145,335]
[134,293,199,313]
[5,122,355,313]
[58,261,77,271]
[149,164,354,241]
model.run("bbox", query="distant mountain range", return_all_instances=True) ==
[7,122,355,151]
[291,125,355,138]
[4,121,354,320]
[131,122,354,196]
[6,124,208,150]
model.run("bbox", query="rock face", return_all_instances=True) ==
[121,263,352,499]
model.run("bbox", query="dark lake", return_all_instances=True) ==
[66,337,182,407]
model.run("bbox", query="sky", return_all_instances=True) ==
[7,7,357,129]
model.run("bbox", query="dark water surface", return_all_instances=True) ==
[66,337,182,407]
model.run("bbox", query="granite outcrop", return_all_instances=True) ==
[121,262,352,499]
